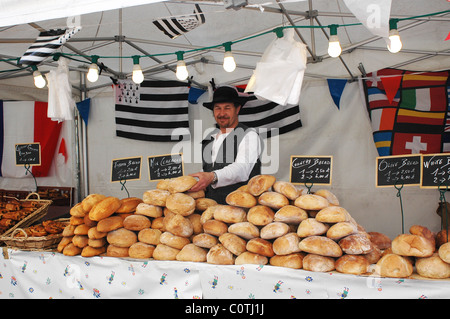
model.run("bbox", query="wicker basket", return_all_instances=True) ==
[0,218,69,251]
[0,192,52,239]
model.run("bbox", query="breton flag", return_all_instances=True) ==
[114,80,190,142]
[153,4,205,39]
[18,27,81,66]
[363,68,450,156]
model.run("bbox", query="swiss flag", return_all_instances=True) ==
[392,133,441,155]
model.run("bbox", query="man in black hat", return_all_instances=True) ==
[189,86,262,204]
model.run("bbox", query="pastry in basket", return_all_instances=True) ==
[14,224,47,237]
[42,220,67,234]
[2,211,27,221]
[0,218,15,228]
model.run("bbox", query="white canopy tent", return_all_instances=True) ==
[0,0,449,239]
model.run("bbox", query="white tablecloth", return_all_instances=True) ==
[0,249,449,299]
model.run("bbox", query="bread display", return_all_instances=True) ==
[225,190,257,208]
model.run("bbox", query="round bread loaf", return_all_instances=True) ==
[167,176,198,193]
[138,228,161,245]
[116,197,143,213]
[415,253,450,279]
[206,244,235,265]
[364,244,382,264]
[409,225,436,248]
[97,216,124,233]
[218,232,247,256]
[192,233,218,249]
[176,244,208,262]
[72,235,89,248]
[269,253,304,269]
[165,193,196,216]
[203,219,228,237]
[246,238,274,257]
[123,214,151,231]
[339,233,373,255]
[89,197,121,221]
[274,205,308,224]
[200,205,216,224]
[438,242,450,263]
[185,189,205,199]
[70,203,87,217]
[143,189,170,206]
[297,218,329,237]
[436,229,449,247]
[82,194,106,212]
[314,189,339,206]
[273,232,301,255]
[247,205,274,226]
[151,217,165,231]
[187,213,203,234]
[63,243,82,256]
[213,205,247,224]
[315,206,350,223]
[260,222,290,240]
[335,255,370,275]
[163,212,194,238]
[303,254,335,272]
[88,237,107,248]
[375,253,413,278]
[152,244,180,260]
[226,190,257,208]
[258,192,289,210]
[294,194,329,211]
[87,226,107,240]
[160,231,190,250]
[156,179,170,190]
[235,251,268,265]
[298,235,343,257]
[74,224,90,235]
[368,231,391,250]
[106,228,137,248]
[272,181,301,201]
[247,175,276,196]
[106,244,129,257]
[391,233,435,257]
[128,242,155,259]
[228,222,260,240]
[81,245,106,257]
[327,222,358,240]
[195,198,217,211]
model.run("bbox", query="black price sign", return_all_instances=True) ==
[111,157,142,182]
[148,153,184,181]
[15,143,41,166]
[290,155,332,185]
[421,153,450,188]
[376,154,421,187]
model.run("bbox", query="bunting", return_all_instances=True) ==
[152,4,205,39]
[327,79,347,109]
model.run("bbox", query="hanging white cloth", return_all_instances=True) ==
[46,56,76,122]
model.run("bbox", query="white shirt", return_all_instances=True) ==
[210,128,261,189]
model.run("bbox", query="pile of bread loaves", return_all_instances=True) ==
[58,174,450,279]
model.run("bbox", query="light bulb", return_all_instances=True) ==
[87,63,99,82]
[33,70,46,88]
[223,51,236,72]
[387,29,402,53]
[176,60,188,81]
[132,64,144,84]
[328,35,342,58]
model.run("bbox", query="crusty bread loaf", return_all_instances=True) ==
[302,254,335,272]
[438,242,450,263]
[298,235,343,258]
[123,214,151,231]
[81,245,106,257]
[415,253,450,279]
[218,233,247,256]
[226,190,257,208]
[106,228,137,248]
[327,222,358,240]
[159,231,190,250]
[185,189,205,199]
[273,232,301,255]
[135,203,163,218]
[82,194,106,212]
[57,236,73,252]
[87,226,107,239]
[368,231,392,250]
[97,216,124,233]
[269,253,304,269]
[247,175,276,196]
[297,218,329,237]
[88,237,107,248]
[192,233,218,249]
[187,213,203,234]
[143,189,170,206]
[246,238,274,257]
[63,243,82,256]
[315,206,351,223]
[106,244,129,257]
[116,197,143,213]
[195,198,217,211]
[152,244,180,260]
[128,242,155,259]
[273,205,308,224]
[339,233,373,255]
[258,191,289,210]
[391,234,435,257]
[206,244,235,265]
[314,189,339,206]
[72,235,89,248]
[200,205,216,224]
[272,181,301,201]
[165,192,196,216]
[228,222,260,240]
[89,197,121,221]
[163,212,194,238]
[74,224,90,235]
[213,205,247,224]
[156,179,170,190]
[62,224,76,237]
[203,219,228,237]
[409,225,436,248]
[167,176,198,193]
[294,194,329,211]
[235,251,268,265]
[247,205,274,226]
[70,203,87,217]
[176,244,207,262]
[138,228,161,245]
[375,253,413,278]
[260,222,290,240]
[335,255,370,275]
[70,216,84,226]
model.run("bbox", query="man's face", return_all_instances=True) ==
[213,102,241,130]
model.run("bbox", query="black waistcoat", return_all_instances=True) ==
[201,122,261,204]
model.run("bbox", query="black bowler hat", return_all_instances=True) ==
[203,86,248,110]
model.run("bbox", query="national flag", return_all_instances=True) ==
[153,4,205,39]
[114,80,190,142]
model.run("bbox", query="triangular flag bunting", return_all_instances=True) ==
[445,31,450,41]
[380,75,402,105]
[327,79,347,109]
[58,138,68,163]
[76,98,91,125]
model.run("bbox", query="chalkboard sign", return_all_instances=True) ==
[111,157,142,182]
[376,154,421,187]
[421,153,450,188]
[148,153,184,181]
[290,156,332,185]
[15,143,41,166]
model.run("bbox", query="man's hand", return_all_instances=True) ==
[189,172,215,192]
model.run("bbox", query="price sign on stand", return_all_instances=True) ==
[376,154,421,187]
[289,155,332,186]
[148,153,184,181]
[421,153,450,188]
[111,157,142,183]
[15,143,41,166]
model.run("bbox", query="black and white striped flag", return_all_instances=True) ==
[153,4,205,39]
[115,80,190,142]
[18,27,81,66]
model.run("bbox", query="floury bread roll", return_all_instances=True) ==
[335,255,370,275]
[89,196,121,221]
[235,252,268,265]
[314,189,339,206]
[185,189,205,199]
[106,228,137,248]
[327,222,358,240]
[70,203,87,218]
[153,244,180,260]
[415,253,450,279]
[260,222,290,240]
[294,194,329,211]
[176,244,208,262]
[297,218,329,237]
[226,190,257,208]
[368,231,392,250]
[246,238,274,257]
[138,228,161,245]
[315,206,351,223]
[206,244,235,265]
[203,219,228,237]
[303,254,335,272]
[339,233,373,255]
[96,216,123,233]
[272,181,301,201]
[228,222,260,240]
[163,212,194,238]
[82,194,107,212]
[195,198,217,211]
[165,193,196,216]
[269,253,305,269]
[143,189,170,206]
[273,233,301,255]
[135,203,163,218]
[274,205,308,225]
[116,197,143,213]
[375,253,413,278]
[409,225,436,248]
[213,205,246,224]
[81,245,106,257]
[247,205,274,226]
[167,176,198,193]
[123,214,151,231]
[219,233,247,256]
[247,175,276,196]
[391,234,435,257]
[258,192,289,210]
[298,236,343,257]
[192,233,218,249]
[128,242,155,259]
[160,231,190,250]
[106,244,129,257]
[438,242,450,263]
